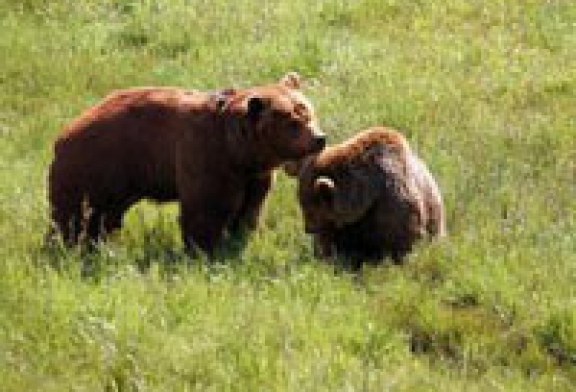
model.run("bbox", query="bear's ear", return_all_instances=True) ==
[246,96,270,121]
[314,176,335,204]
[279,72,302,90]
[361,145,384,164]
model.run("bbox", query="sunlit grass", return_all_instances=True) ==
[0,0,574,390]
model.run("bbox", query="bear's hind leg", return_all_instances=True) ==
[49,206,83,246]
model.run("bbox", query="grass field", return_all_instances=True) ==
[0,0,575,390]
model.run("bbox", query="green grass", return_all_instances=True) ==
[1,0,575,390]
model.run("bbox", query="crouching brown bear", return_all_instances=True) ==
[48,73,326,254]
[294,127,445,267]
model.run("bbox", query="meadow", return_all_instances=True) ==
[0,0,574,390]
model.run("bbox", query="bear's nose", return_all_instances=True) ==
[312,133,326,152]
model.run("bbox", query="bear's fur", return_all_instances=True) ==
[48,74,326,254]
[296,127,445,266]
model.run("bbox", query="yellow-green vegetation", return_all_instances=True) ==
[1,0,574,390]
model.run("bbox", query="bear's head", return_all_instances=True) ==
[297,155,378,235]
[220,73,326,167]
[296,128,410,234]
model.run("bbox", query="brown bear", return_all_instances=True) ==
[294,127,445,266]
[48,73,326,254]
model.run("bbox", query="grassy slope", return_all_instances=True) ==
[0,0,574,390]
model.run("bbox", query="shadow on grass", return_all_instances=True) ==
[39,225,257,280]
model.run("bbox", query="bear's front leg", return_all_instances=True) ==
[230,174,273,234]
[179,195,241,256]
[313,231,336,259]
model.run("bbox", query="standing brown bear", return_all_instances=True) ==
[294,127,445,266]
[48,73,326,254]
